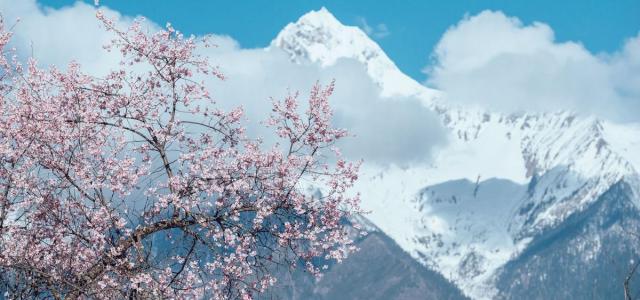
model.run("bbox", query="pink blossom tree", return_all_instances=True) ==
[0,12,362,299]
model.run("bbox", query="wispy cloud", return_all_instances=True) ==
[356,16,390,39]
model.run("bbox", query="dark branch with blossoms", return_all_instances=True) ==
[0,11,362,300]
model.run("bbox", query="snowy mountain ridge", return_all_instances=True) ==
[271,8,640,299]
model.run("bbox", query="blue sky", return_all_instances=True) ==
[38,0,640,81]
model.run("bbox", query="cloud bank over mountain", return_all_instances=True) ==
[0,0,446,166]
[425,10,640,122]
[202,39,445,166]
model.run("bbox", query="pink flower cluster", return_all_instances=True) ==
[0,12,362,299]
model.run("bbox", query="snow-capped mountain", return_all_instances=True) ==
[271,8,640,299]
[272,7,437,100]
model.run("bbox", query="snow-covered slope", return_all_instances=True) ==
[271,8,640,299]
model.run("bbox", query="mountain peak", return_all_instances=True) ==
[271,7,376,67]
[271,8,439,98]
[295,7,342,29]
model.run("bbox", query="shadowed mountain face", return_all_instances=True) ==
[264,231,468,300]
[495,181,640,299]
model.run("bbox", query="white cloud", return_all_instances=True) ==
[610,34,640,119]
[0,0,156,74]
[425,10,640,122]
[356,17,390,39]
[1,0,445,166]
